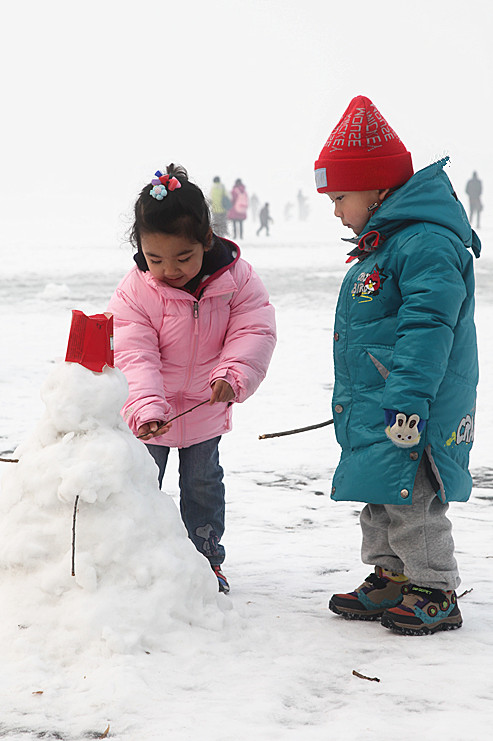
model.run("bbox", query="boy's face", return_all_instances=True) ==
[327,189,388,235]
[141,232,206,288]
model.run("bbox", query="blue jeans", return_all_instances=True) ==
[146,436,226,565]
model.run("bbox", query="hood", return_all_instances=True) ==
[364,159,481,257]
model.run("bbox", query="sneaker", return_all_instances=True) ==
[211,564,230,594]
[329,567,409,620]
[381,585,462,635]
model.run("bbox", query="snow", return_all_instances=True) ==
[1,213,493,740]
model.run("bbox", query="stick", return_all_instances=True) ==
[259,419,334,440]
[0,457,19,463]
[137,400,210,439]
[71,495,79,577]
[352,670,380,683]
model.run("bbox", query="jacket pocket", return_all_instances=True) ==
[367,351,390,380]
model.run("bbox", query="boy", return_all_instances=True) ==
[314,96,480,635]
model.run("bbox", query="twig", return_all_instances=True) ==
[259,419,334,440]
[457,588,473,599]
[71,495,79,577]
[352,670,380,683]
[137,400,210,439]
[0,457,19,463]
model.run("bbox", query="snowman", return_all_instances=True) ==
[0,311,228,658]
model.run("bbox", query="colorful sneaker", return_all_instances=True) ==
[329,567,409,620]
[212,564,230,594]
[381,585,462,635]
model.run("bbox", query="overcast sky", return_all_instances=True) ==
[2,0,491,248]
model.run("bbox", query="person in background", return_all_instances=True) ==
[297,189,309,221]
[108,164,276,594]
[465,171,483,228]
[284,202,294,221]
[209,176,230,237]
[256,202,273,236]
[250,192,260,224]
[227,178,249,239]
[314,95,480,635]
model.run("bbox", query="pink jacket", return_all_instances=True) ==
[227,184,249,221]
[107,253,276,448]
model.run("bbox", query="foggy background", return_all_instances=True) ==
[2,0,491,249]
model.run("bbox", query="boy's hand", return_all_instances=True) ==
[137,420,172,440]
[384,409,425,448]
[210,379,235,404]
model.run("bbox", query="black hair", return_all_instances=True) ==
[129,163,212,252]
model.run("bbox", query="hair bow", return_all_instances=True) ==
[152,170,182,190]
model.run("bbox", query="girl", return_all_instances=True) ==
[108,164,276,593]
[227,178,249,240]
[314,96,480,635]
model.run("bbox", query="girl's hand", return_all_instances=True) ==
[137,420,172,440]
[210,379,235,404]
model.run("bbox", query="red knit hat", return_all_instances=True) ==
[314,95,413,193]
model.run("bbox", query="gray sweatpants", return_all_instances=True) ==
[360,458,460,591]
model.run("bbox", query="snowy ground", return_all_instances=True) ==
[1,214,492,740]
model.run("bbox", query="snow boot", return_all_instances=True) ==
[212,564,230,594]
[381,585,462,635]
[329,566,409,620]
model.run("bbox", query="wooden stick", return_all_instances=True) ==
[259,419,334,440]
[71,495,79,577]
[352,670,380,683]
[137,400,210,439]
[0,457,19,463]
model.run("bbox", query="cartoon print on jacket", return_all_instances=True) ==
[351,264,387,302]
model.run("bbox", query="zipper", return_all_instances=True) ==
[177,301,200,446]
[193,301,199,335]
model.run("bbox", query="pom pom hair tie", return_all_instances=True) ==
[149,170,182,199]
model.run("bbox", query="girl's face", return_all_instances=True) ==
[141,232,207,288]
[326,189,389,235]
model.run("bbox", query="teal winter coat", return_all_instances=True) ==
[331,159,481,506]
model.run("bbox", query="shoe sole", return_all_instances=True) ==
[329,598,384,621]
[380,613,463,635]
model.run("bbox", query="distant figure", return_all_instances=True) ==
[465,171,483,228]
[284,202,294,221]
[209,176,230,237]
[257,203,273,236]
[250,193,260,223]
[297,189,309,221]
[227,178,249,239]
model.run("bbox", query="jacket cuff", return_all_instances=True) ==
[210,369,240,401]
[126,400,173,433]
